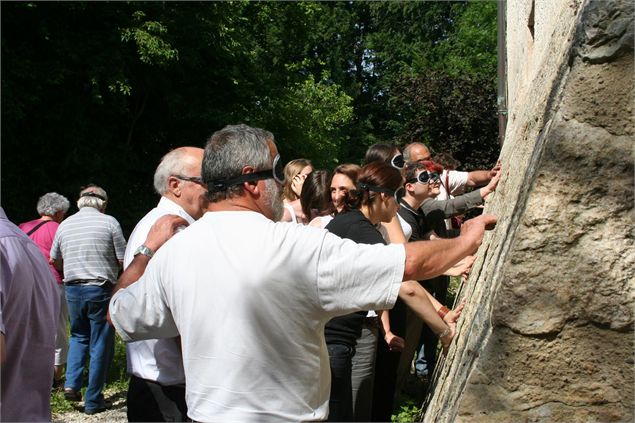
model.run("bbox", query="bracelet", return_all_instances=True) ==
[437,326,452,339]
[437,306,450,319]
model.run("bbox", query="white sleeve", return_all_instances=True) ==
[109,251,179,342]
[50,230,61,260]
[315,232,405,316]
[447,170,469,196]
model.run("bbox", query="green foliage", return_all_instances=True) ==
[1,1,499,232]
[262,73,354,168]
[50,389,75,414]
[433,1,498,81]
[390,72,499,170]
[391,396,422,422]
[121,11,179,66]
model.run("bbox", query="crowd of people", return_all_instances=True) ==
[0,123,500,422]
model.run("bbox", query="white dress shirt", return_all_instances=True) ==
[123,196,195,385]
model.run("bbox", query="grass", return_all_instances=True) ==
[392,397,422,422]
[51,334,129,415]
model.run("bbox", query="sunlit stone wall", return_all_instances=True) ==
[424,1,634,421]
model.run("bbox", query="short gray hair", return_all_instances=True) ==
[153,148,190,195]
[203,124,274,203]
[36,192,70,217]
[77,185,108,211]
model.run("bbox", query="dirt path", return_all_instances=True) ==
[52,388,127,423]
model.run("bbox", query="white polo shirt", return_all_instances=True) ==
[110,211,405,422]
[123,196,195,386]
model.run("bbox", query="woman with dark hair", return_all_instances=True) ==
[300,170,334,228]
[323,162,405,422]
[330,164,360,215]
[363,143,405,169]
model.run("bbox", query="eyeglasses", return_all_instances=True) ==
[407,170,440,185]
[358,182,405,202]
[390,154,405,169]
[173,175,204,185]
[208,154,285,192]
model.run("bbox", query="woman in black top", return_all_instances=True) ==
[323,162,404,422]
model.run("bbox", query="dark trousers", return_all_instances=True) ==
[127,375,188,422]
[371,298,406,422]
[327,343,355,422]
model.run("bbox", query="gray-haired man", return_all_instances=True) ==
[123,147,208,422]
[110,124,496,422]
[51,185,126,415]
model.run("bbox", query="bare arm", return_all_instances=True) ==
[466,160,501,187]
[403,213,496,281]
[399,281,454,352]
[478,167,501,199]
[444,255,475,277]
[378,310,405,352]
[380,214,406,244]
[51,257,63,272]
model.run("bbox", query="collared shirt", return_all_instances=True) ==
[123,196,195,385]
[50,207,126,285]
[0,207,59,422]
[110,211,405,422]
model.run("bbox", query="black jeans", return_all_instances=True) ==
[327,343,355,422]
[127,375,188,422]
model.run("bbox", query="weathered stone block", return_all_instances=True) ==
[424,1,634,421]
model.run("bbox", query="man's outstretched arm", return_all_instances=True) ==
[403,213,496,281]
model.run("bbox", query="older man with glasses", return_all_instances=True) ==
[122,146,208,422]
[109,123,497,422]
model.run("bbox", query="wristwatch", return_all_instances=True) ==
[133,245,154,259]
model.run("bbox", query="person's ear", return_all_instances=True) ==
[243,181,259,196]
[241,166,259,196]
[167,175,182,196]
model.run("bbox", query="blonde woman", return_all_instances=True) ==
[281,159,312,223]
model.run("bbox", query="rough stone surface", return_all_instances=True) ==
[576,0,635,64]
[424,1,634,422]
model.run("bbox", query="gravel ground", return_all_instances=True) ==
[52,388,127,423]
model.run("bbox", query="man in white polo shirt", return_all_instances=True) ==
[123,146,208,422]
[109,124,497,422]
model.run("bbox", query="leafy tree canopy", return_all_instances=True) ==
[1,1,499,232]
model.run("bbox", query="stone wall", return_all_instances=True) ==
[424,1,634,421]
